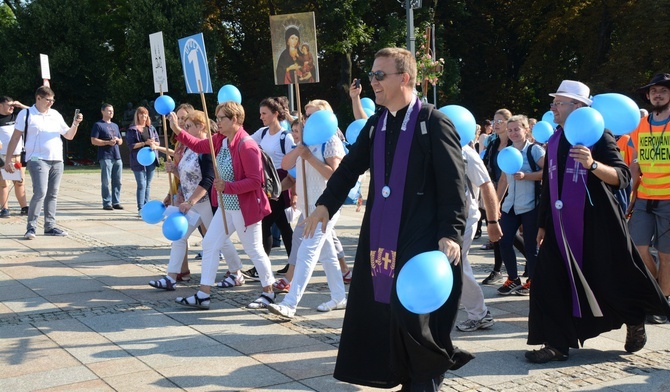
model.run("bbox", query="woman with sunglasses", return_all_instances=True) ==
[169,102,276,310]
[126,106,161,215]
[148,110,215,291]
[241,97,295,281]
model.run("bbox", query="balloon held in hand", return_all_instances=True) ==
[397,251,454,314]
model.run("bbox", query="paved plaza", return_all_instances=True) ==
[1,169,670,391]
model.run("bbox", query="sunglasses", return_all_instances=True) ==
[368,70,403,82]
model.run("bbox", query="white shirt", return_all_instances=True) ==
[462,145,491,226]
[15,106,70,161]
[295,135,345,216]
[0,112,21,156]
[251,127,295,168]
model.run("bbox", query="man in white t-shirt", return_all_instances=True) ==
[0,95,29,218]
[3,86,83,239]
[456,144,503,332]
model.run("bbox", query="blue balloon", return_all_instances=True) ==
[154,95,175,116]
[360,97,376,112]
[280,119,291,131]
[497,146,523,174]
[479,149,486,159]
[346,119,367,144]
[541,111,557,128]
[141,200,166,224]
[217,84,242,104]
[163,212,188,241]
[591,93,640,136]
[564,107,605,147]
[137,147,156,166]
[303,110,338,146]
[363,107,375,117]
[438,105,476,147]
[397,251,454,314]
[532,121,554,144]
[288,167,297,178]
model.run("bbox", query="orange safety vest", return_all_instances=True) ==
[631,115,670,200]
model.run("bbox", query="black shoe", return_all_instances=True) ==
[473,229,482,240]
[624,324,646,353]
[103,206,114,211]
[113,204,124,210]
[525,345,568,363]
[21,206,29,215]
[276,264,289,274]
[645,314,668,324]
[241,267,260,281]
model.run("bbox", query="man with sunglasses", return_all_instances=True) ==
[3,86,83,239]
[303,47,471,391]
[526,80,670,364]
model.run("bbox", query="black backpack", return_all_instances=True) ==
[238,137,282,200]
[526,143,544,205]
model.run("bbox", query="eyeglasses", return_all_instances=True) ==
[43,97,55,103]
[216,115,229,122]
[368,70,403,82]
[492,119,505,124]
[549,102,575,108]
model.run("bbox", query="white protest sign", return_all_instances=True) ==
[40,54,50,86]
[149,32,168,93]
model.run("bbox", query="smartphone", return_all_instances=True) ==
[354,78,361,89]
[73,109,80,125]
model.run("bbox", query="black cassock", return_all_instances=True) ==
[529,130,670,353]
[316,104,474,388]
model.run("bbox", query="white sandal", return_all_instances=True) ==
[317,298,347,312]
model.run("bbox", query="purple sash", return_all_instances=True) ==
[547,127,602,318]
[369,97,421,304]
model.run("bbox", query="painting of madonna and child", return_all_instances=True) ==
[270,12,320,85]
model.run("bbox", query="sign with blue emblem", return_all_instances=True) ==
[178,33,212,94]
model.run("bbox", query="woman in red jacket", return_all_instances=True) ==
[168,102,275,310]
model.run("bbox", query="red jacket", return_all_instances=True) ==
[176,128,271,226]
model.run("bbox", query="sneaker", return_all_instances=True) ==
[482,270,504,285]
[0,208,9,218]
[241,267,260,281]
[268,302,296,319]
[195,252,202,260]
[24,228,36,240]
[112,204,124,210]
[480,241,494,250]
[624,323,646,353]
[497,277,522,295]
[21,206,29,215]
[272,278,291,293]
[317,298,347,312]
[44,227,68,236]
[276,264,289,274]
[456,311,495,332]
[645,314,668,324]
[342,269,353,284]
[515,279,531,296]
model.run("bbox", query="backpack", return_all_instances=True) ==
[260,127,290,155]
[239,137,282,200]
[526,142,544,205]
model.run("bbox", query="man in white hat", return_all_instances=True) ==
[525,80,670,364]
[628,73,670,324]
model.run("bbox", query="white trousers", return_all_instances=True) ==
[200,208,275,287]
[282,211,345,308]
[460,218,488,320]
[167,201,213,274]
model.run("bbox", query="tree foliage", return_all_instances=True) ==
[0,0,668,158]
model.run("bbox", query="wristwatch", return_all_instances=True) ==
[589,161,598,171]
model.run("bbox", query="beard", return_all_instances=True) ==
[651,101,670,114]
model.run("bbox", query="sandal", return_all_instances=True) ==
[624,323,646,353]
[175,292,211,310]
[317,298,347,312]
[149,276,176,291]
[217,274,245,288]
[342,269,352,284]
[247,292,275,309]
[272,278,291,293]
[525,345,568,363]
[176,270,191,282]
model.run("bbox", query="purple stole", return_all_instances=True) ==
[547,127,603,318]
[369,97,421,304]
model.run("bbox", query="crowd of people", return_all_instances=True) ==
[3,51,670,391]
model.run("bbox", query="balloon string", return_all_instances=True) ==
[581,174,594,207]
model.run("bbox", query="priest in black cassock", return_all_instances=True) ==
[526,80,670,363]
[303,47,473,391]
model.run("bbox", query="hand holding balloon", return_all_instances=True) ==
[569,145,595,170]
[438,237,461,265]
[397,251,454,314]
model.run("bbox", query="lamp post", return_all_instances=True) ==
[399,0,422,56]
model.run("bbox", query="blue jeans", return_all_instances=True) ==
[26,159,64,231]
[133,166,155,211]
[100,159,123,207]
[499,207,539,280]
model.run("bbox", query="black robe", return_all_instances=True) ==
[528,129,670,353]
[317,104,473,388]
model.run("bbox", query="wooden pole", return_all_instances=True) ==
[293,72,309,218]
[198,79,228,235]
[159,87,174,205]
